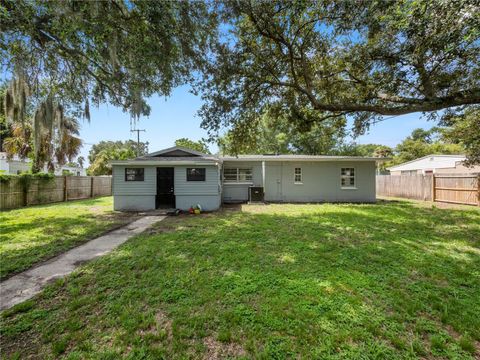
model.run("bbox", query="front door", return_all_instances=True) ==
[156,167,175,208]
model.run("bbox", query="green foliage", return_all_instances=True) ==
[440,107,480,166]
[198,1,479,160]
[388,128,464,167]
[218,108,347,155]
[174,138,210,154]
[87,140,148,176]
[0,172,54,185]
[1,202,479,358]
[1,0,217,120]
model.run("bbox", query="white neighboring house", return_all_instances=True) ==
[387,154,480,176]
[0,152,87,176]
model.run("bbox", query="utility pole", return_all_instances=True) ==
[130,129,146,157]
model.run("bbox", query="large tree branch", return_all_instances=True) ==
[310,88,480,115]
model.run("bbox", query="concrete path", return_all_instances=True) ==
[0,216,165,311]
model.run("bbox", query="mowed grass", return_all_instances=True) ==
[0,197,131,279]
[1,201,479,359]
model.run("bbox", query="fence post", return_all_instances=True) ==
[477,174,480,207]
[63,176,68,202]
[90,176,94,198]
[432,175,436,203]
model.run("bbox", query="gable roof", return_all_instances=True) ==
[142,146,209,158]
[387,154,466,171]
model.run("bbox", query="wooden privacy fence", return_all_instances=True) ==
[0,176,112,210]
[376,174,433,201]
[433,175,479,206]
[376,174,480,206]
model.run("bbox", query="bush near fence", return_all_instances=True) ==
[0,176,112,210]
[376,174,480,206]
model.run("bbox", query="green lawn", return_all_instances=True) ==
[0,197,131,280]
[1,200,479,359]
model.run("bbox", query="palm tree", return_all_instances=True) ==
[77,156,85,168]
[3,117,82,173]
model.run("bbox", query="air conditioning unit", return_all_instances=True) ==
[249,186,264,202]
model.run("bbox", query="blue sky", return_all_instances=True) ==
[78,85,435,165]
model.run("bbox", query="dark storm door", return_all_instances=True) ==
[156,167,175,208]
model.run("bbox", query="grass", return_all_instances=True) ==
[0,197,132,279]
[1,200,479,359]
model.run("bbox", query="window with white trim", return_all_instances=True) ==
[223,168,253,182]
[340,168,355,188]
[294,167,302,183]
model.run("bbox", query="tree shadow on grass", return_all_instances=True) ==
[1,201,479,358]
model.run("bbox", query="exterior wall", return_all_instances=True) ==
[391,163,480,176]
[436,163,480,175]
[388,155,466,173]
[112,165,157,211]
[174,165,221,195]
[112,164,222,211]
[176,195,221,211]
[174,165,221,211]
[113,195,155,211]
[221,160,376,203]
[8,160,31,174]
[264,161,376,203]
[222,161,262,202]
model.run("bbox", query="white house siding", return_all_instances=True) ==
[265,161,376,203]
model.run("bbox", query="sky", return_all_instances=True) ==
[78,85,435,166]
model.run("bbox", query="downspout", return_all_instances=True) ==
[262,161,266,201]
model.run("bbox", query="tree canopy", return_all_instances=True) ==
[87,140,148,175]
[218,108,346,155]
[199,0,479,150]
[1,0,216,119]
[174,138,211,154]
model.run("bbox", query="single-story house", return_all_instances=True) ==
[111,146,383,211]
[387,154,480,176]
[0,152,87,176]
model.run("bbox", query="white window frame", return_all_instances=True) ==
[223,167,253,183]
[294,167,302,184]
[340,167,356,189]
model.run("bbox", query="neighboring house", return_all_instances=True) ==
[111,146,383,211]
[387,155,480,176]
[0,152,87,176]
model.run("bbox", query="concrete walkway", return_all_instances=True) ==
[0,216,165,311]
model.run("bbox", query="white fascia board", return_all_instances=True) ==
[110,160,219,166]
[222,157,386,162]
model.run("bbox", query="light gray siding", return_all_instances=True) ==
[174,165,221,211]
[176,195,221,211]
[112,165,156,196]
[264,161,376,203]
[114,195,155,211]
[112,164,222,211]
[174,165,220,195]
[222,161,262,202]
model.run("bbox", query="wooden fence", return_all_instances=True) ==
[0,176,112,210]
[376,174,480,206]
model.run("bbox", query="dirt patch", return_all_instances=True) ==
[202,336,246,360]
